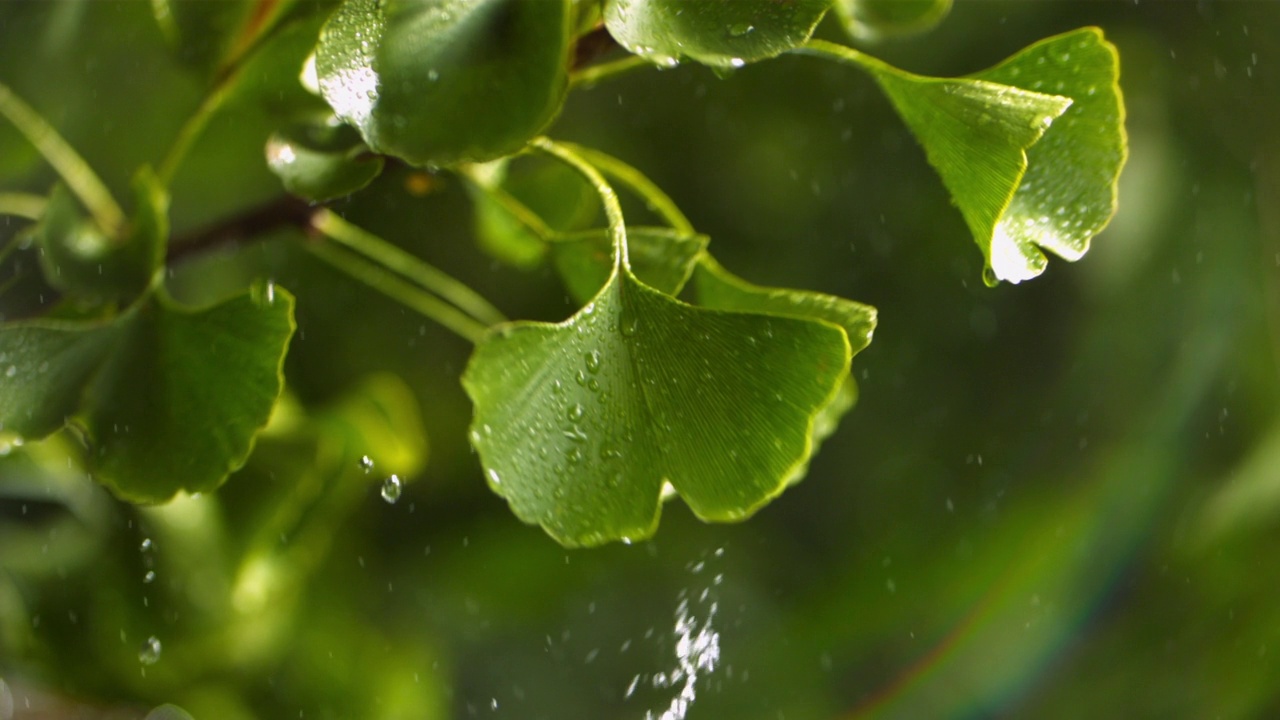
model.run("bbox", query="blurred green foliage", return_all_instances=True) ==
[1,2,1278,719]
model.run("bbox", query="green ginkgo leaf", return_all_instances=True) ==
[692,254,876,483]
[0,285,296,504]
[0,320,120,440]
[315,0,571,166]
[836,0,953,40]
[604,0,831,69]
[36,168,168,304]
[266,119,385,202]
[822,28,1125,284]
[462,268,850,547]
[550,227,707,305]
[83,286,296,503]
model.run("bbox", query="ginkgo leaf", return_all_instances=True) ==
[836,0,953,41]
[692,254,876,484]
[266,119,385,202]
[315,0,571,166]
[462,268,850,547]
[83,287,296,503]
[0,285,296,504]
[818,28,1125,284]
[604,0,831,69]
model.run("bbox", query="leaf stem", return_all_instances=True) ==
[303,238,489,344]
[529,137,629,270]
[156,75,238,186]
[0,192,47,221]
[562,144,695,235]
[569,54,651,90]
[0,82,125,235]
[310,208,506,326]
[793,39,901,78]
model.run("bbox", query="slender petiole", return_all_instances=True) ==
[310,208,506,326]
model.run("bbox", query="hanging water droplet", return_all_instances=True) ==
[621,316,638,337]
[567,403,585,422]
[381,475,402,504]
[139,636,162,665]
[728,23,754,37]
[487,468,501,486]
[585,350,602,373]
[359,455,374,473]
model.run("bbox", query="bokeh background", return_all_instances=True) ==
[2,1,1278,718]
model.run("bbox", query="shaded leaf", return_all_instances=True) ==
[465,175,550,269]
[604,0,831,69]
[83,286,296,503]
[151,0,300,79]
[862,28,1124,284]
[36,168,168,303]
[315,0,572,166]
[462,268,850,547]
[836,0,952,40]
[0,321,120,439]
[266,119,385,202]
[551,227,707,305]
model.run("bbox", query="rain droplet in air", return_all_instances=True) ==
[139,636,162,665]
[143,570,156,584]
[381,475,402,504]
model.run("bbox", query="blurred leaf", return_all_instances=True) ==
[0,319,119,439]
[315,0,572,166]
[151,0,300,79]
[144,704,196,720]
[266,119,385,201]
[604,0,831,68]
[836,0,952,40]
[465,175,550,269]
[858,28,1125,284]
[36,168,168,303]
[83,286,296,503]
[1198,422,1280,543]
[462,268,849,547]
[551,226,707,305]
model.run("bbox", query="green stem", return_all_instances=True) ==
[0,82,125,235]
[156,75,238,186]
[0,192,47,221]
[310,209,506,326]
[461,175,556,240]
[529,137,630,269]
[569,54,651,90]
[563,144,695,235]
[304,236,489,344]
[793,39,902,79]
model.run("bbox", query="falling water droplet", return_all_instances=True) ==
[140,538,153,552]
[359,455,374,473]
[381,475,402,504]
[139,636,162,665]
[143,570,156,584]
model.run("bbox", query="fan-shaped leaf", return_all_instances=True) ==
[315,0,572,166]
[462,269,850,547]
[604,0,831,69]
